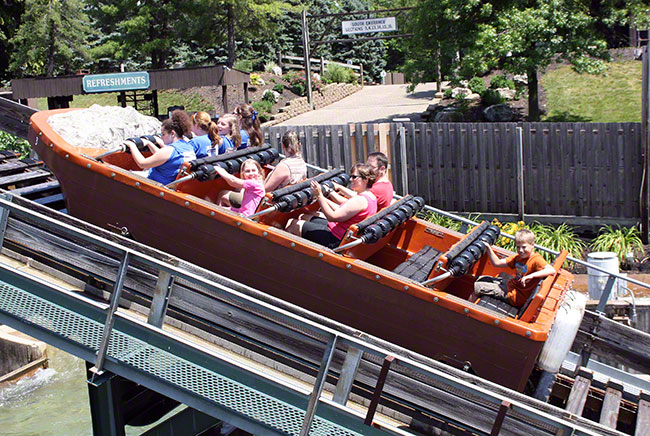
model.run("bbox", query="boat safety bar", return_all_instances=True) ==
[0,193,612,436]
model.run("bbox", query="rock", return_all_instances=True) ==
[47,104,162,149]
[262,89,280,103]
[496,88,516,100]
[465,93,481,101]
[435,91,445,99]
[434,108,464,122]
[451,87,471,98]
[513,74,527,86]
[483,104,515,122]
[272,66,282,76]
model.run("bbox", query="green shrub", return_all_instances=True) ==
[443,88,453,98]
[251,100,273,123]
[323,64,357,84]
[272,83,284,93]
[0,131,31,157]
[234,59,253,73]
[468,77,486,94]
[454,92,470,113]
[590,225,644,268]
[489,75,515,90]
[528,222,586,265]
[283,70,321,97]
[480,89,505,106]
[264,61,278,73]
[262,90,277,103]
[492,219,585,266]
[418,211,479,233]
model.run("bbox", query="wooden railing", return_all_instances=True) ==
[0,97,37,139]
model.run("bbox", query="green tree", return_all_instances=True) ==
[0,0,26,83]
[10,0,93,77]
[405,0,650,121]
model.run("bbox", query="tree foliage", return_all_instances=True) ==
[0,0,25,83]
[10,0,93,77]
[405,0,650,120]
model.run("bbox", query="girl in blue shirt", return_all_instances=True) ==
[189,111,218,159]
[207,114,241,156]
[127,110,196,185]
[234,103,263,150]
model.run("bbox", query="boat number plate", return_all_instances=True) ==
[424,228,444,238]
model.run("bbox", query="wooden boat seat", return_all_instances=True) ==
[336,195,425,260]
[475,250,569,321]
[392,245,442,282]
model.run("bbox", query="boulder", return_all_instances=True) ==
[434,108,464,122]
[513,74,528,86]
[435,91,445,99]
[465,93,481,101]
[483,104,515,122]
[48,104,162,149]
[272,66,283,76]
[451,87,471,98]
[496,88,517,100]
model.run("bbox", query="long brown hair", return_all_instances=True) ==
[235,103,263,148]
[281,130,302,156]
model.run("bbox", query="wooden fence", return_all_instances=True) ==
[263,122,643,226]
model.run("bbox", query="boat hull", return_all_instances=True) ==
[30,110,561,392]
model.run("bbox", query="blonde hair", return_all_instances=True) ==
[281,130,302,156]
[514,229,535,245]
[220,114,242,149]
[240,159,264,181]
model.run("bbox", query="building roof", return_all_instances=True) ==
[11,65,250,99]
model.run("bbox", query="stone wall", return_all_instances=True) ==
[263,83,360,126]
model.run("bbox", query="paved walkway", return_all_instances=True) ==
[277,82,438,126]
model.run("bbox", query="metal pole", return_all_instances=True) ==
[399,126,408,195]
[301,9,314,110]
[516,126,525,221]
[93,251,131,376]
[642,45,650,243]
[299,334,338,436]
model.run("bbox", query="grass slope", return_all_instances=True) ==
[541,60,642,122]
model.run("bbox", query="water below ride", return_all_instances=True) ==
[0,346,169,435]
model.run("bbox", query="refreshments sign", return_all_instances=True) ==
[83,72,150,93]
[341,17,397,35]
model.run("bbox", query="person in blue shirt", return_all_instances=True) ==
[207,114,241,156]
[189,111,218,159]
[234,103,263,150]
[126,110,196,185]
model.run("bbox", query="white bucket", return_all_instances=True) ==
[587,252,619,301]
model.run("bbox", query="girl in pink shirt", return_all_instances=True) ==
[215,159,265,217]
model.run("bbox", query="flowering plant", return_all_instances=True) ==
[283,70,322,96]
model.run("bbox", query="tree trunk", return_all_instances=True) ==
[227,4,235,68]
[527,67,540,121]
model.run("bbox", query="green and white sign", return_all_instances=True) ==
[83,72,150,93]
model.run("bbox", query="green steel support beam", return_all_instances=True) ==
[87,368,126,436]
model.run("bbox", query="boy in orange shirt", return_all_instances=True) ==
[471,229,556,307]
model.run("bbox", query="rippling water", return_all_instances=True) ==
[0,346,92,436]
[0,347,169,436]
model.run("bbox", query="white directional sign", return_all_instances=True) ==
[342,17,397,35]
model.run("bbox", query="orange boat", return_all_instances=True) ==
[29,108,578,393]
